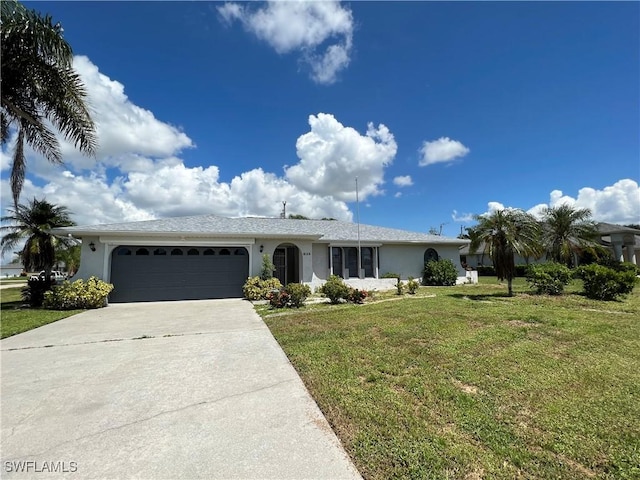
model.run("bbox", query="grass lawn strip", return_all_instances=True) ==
[1,286,82,339]
[261,278,640,479]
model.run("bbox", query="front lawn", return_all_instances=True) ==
[0,287,82,339]
[261,278,640,479]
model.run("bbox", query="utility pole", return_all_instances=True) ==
[356,177,362,278]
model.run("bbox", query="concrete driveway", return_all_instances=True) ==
[1,299,361,479]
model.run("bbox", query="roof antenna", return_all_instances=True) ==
[280,201,287,219]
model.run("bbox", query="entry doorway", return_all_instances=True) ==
[273,244,300,285]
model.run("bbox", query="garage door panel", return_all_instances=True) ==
[110,246,249,303]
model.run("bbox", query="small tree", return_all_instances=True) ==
[260,254,275,280]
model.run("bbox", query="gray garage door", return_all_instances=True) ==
[109,246,249,303]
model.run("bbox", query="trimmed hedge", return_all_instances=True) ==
[475,265,531,277]
[422,259,457,286]
[526,263,572,295]
[576,264,638,301]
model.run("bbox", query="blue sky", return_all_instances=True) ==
[2,1,639,237]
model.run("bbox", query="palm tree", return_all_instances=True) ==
[1,0,97,206]
[541,204,599,267]
[470,209,542,296]
[0,198,76,277]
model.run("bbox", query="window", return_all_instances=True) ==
[219,248,230,255]
[234,248,246,255]
[153,248,166,256]
[136,248,149,256]
[117,248,132,256]
[424,248,439,264]
[362,247,374,277]
[203,249,215,256]
[187,248,199,256]
[171,248,183,256]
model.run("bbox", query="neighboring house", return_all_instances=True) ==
[0,263,25,277]
[459,242,544,269]
[459,223,640,269]
[598,223,639,265]
[54,215,469,303]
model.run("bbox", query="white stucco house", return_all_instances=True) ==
[54,215,469,303]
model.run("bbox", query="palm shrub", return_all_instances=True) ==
[242,276,282,300]
[319,275,350,304]
[396,278,405,295]
[43,277,113,309]
[576,264,638,301]
[526,262,572,295]
[22,276,54,307]
[422,259,458,286]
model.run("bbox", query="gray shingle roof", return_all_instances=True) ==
[54,214,466,245]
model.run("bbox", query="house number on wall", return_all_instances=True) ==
[303,252,311,256]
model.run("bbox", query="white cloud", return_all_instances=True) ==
[63,56,194,168]
[1,58,366,226]
[393,175,413,187]
[218,0,354,84]
[453,179,640,226]
[419,137,470,166]
[451,210,474,222]
[285,113,397,202]
[529,179,640,225]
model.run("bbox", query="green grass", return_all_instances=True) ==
[1,286,82,339]
[260,278,640,479]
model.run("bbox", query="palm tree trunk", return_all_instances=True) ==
[507,277,513,296]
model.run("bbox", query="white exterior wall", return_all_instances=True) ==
[74,234,468,294]
[379,244,465,279]
[73,236,107,281]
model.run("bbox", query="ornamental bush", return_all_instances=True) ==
[576,264,639,301]
[259,254,276,280]
[348,288,369,304]
[284,283,311,308]
[243,276,282,300]
[406,277,420,294]
[266,283,311,308]
[422,259,458,286]
[43,276,113,310]
[319,275,351,304]
[526,262,572,295]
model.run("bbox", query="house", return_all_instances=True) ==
[0,263,25,278]
[54,215,469,303]
[458,242,544,269]
[598,223,639,265]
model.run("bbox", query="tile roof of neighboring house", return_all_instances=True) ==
[54,215,468,245]
[597,222,640,235]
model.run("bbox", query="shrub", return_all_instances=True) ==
[526,262,572,295]
[285,283,311,308]
[348,288,369,304]
[319,275,351,304]
[382,272,400,279]
[396,278,405,295]
[422,259,458,286]
[22,276,54,307]
[267,289,290,308]
[243,276,282,300]
[576,264,639,301]
[259,254,275,280]
[406,277,420,294]
[43,276,114,310]
[476,265,529,277]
